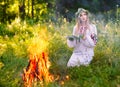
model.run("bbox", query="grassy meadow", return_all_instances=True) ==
[0,15,120,87]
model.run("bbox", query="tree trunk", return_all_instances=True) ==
[19,1,25,20]
[28,0,30,17]
[31,0,34,19]
[2,0,7,22]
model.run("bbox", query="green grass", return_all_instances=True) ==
[0,17,120,87]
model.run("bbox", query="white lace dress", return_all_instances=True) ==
[67,24,97,67]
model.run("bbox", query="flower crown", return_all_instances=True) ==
[75,8,89,18]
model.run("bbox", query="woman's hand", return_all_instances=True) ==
[82,35,86,40]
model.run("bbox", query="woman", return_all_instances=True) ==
[67,8,97,67]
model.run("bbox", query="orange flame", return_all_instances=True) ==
[23,53,53,87]
[22,29,53,87]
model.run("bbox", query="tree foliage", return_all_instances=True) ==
[0,0,55,23]
[0,0,120,22]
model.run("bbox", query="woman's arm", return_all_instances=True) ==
[81,25,97,48]
[66,26,77,48]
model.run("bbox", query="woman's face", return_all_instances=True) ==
[79,12,88,22]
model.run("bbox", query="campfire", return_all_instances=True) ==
[22,29,54,87]
[22,29,69,87]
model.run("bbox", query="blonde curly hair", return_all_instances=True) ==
[74,8,91,36]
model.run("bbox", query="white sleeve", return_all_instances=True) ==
[81,25,97,48]
[67,39,77,48]
[81,35,95,47]
[94,25,97,35]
